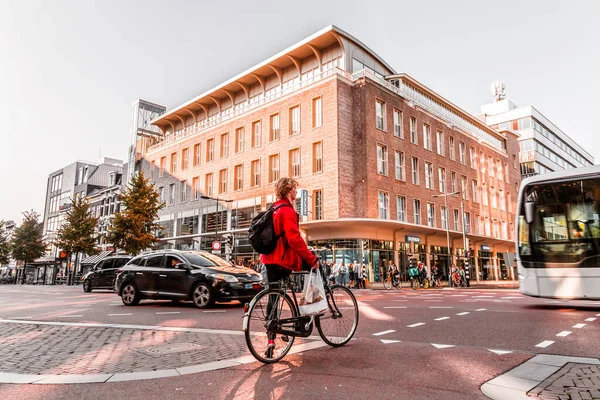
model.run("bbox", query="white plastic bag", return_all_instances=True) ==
[299,270,327,315]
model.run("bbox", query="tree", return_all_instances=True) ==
[0,220,10,265]
[54,196,99,284]
[106,171,165,256]
[11,211,45,265]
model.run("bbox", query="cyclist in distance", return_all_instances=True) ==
[260,177,318,355]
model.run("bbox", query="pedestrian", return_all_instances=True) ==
[356,260,364,289]
[348,262,355,288]
[331,262,339,285]
[339,262,347,286]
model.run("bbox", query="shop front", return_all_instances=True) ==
[478,245,496,281]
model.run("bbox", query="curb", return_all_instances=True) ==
[481,354,600,399]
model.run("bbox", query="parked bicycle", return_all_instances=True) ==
[243,256,359,363]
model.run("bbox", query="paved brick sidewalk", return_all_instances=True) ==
[529,363,600,399]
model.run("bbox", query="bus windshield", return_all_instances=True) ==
[518,177,600,267]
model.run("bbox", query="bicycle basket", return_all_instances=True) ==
[407,268,420,277]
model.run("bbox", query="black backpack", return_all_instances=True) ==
[248,203,291,254]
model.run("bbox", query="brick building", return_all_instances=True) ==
[138,25,520,282]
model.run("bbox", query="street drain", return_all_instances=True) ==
[140,342,203,357]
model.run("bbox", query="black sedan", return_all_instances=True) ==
[114,250,263,308]
[82,256,131,292]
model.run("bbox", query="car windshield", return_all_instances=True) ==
[182,252,231,267]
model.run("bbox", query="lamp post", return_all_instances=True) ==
[432,191,460,287]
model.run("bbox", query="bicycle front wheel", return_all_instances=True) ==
[394,278,402,290]
[244,289,297,363]
[411,278,419,290]
[316,285,359,347]
[383,276,392,290]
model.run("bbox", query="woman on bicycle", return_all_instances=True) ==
[260,177,318,355]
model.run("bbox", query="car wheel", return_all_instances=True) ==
[192,283,214,309]
[121,283,140,306]
[83,279,92,293]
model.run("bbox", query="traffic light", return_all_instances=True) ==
[226,235,233,247]
[363,240,369,251]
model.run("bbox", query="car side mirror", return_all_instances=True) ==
[524,201,535,225]
[175,263,188,271]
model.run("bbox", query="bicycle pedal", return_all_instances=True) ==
[281,335,289,342]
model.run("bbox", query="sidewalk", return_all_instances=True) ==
[481,354,600,399]
[366,281,519,290]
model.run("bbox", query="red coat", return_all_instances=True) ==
[260,198,317,271]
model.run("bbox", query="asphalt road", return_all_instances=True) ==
[0,284,598,399]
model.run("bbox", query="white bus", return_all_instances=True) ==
[517,165,600,300]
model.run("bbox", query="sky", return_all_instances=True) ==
[1,0,599,225]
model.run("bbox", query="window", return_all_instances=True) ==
[497,159,503,181]
[453,209,459,231]
[461,176,468,200]
[451,172,457,195]
[377,144,388,175]
[513,154,517,169]
[290,106,300,135]
[169,183,175,206]
[464,212,471,233]
[504,163,509,183]
[193,144,201,166]
[205,173,213,197]
[441,206,448,229]
[158,186,165,204]
[475,215,481,235]
[469,147,475,168]
[459,142,466,164]
[251,160,261,187]
[252,120,261,147]
[235,127,244,153]
[289,148,301,178]
[313,189,323,220]
[170,152,177,174]
[192,177,199,200]
[423,124,432,150]
[378,191,389,219]
[234,164,243,191]
[269,154,280,183]
[438,167,446,193]
[395,151,405,180]
[397,196,406,221]
[220,133,229,158]
[436,131,444,155]
[507,192,512,213]
[490,187,497,208]
[376,100,386,130]
[218,169,228,194]
[499,189,505,211]
[472,180,478,202]
[270,114,280,142]
[312,97,322,128]
[485,217,491,236]
[413,199,421,224]
[488,156,494,177]
[181,148,189,170]
[159,157,166,177]
[393,109,402,138]
[482,183,488,206]
[411,157,419,185]
[449,136,455,160]
[410,117,417,144]
[425,162,433,189]
[509,222,514,240]
[427,203,435,227]
[312,141,323,173]
[502,221,508,239]
[207,138,214,162]
[493,220,499,238]
[180,180,187,202]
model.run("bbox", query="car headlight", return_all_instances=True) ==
[210,274,239,283]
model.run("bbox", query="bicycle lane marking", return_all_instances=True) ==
[372,330,396,336]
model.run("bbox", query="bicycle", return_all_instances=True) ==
[243,259,359,363]
[383,272,401,290]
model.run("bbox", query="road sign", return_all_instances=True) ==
[212,241,221,251]
[300,189,308,216]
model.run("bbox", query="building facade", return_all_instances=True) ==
[138,25,520,282]
[480,99,593,178]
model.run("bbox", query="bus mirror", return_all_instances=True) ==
[524,201,535,224]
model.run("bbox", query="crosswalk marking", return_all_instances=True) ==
[556,331,571,337]
[584,318,596,322]
[535,340,554,348]
[572,323,586,329]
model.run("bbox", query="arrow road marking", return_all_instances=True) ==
[407,323,426,328]
[373,330,396,336]
[573,323,586,328]
[535,341,555,348]
[556,331,571,337]
[488,349,513,355]
[380,339,401,344]
[431,344,455,349]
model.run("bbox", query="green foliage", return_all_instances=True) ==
[54,196,99,258]
[106,171,165,256]
[11,211,46,264]
[0,220,10,265]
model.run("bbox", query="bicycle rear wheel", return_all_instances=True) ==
[393,278,402,290]
[411,278,418,290]
[316,285,358,347]
[244,289,297,363]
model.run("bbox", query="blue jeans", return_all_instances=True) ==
[339,274,347,286]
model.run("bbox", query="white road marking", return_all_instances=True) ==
[584,318,596,322]
[108,313,132,316]
[6,316,32,319]
[573,323,586,329]
[203,310,226,313]
[596,314,600,317]
[372,330,396,336]
[407,323,426,328]
[57,315,83,318]
[383,306,407,309]
[535,341,555,348]
[155,312,181,315]
[501,297,522,300]
[456,312,470,316]
[425,300,442,302]
[434,317,450,321]
[431,344,455,349]
[380,339,401,344]
[429,306,452,309]
[556,331,571,337]
[488,349,513,355]
[473,296,493,298]
[475,308,487,311]
[450,295,468,297]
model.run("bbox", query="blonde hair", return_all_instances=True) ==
[275,177,298,199]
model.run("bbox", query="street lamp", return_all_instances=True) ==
[432,191,460,287]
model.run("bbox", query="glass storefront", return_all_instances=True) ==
[478,251,495,281]
[430,245,451,281]
[497,253,509,280]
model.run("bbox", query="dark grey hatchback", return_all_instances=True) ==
[114,250,263,308]
[82,256,132,292]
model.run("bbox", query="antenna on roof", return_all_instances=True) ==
[491,80,506,102]
[99,146,102,162]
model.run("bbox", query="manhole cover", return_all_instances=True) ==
[140,342,203,357]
